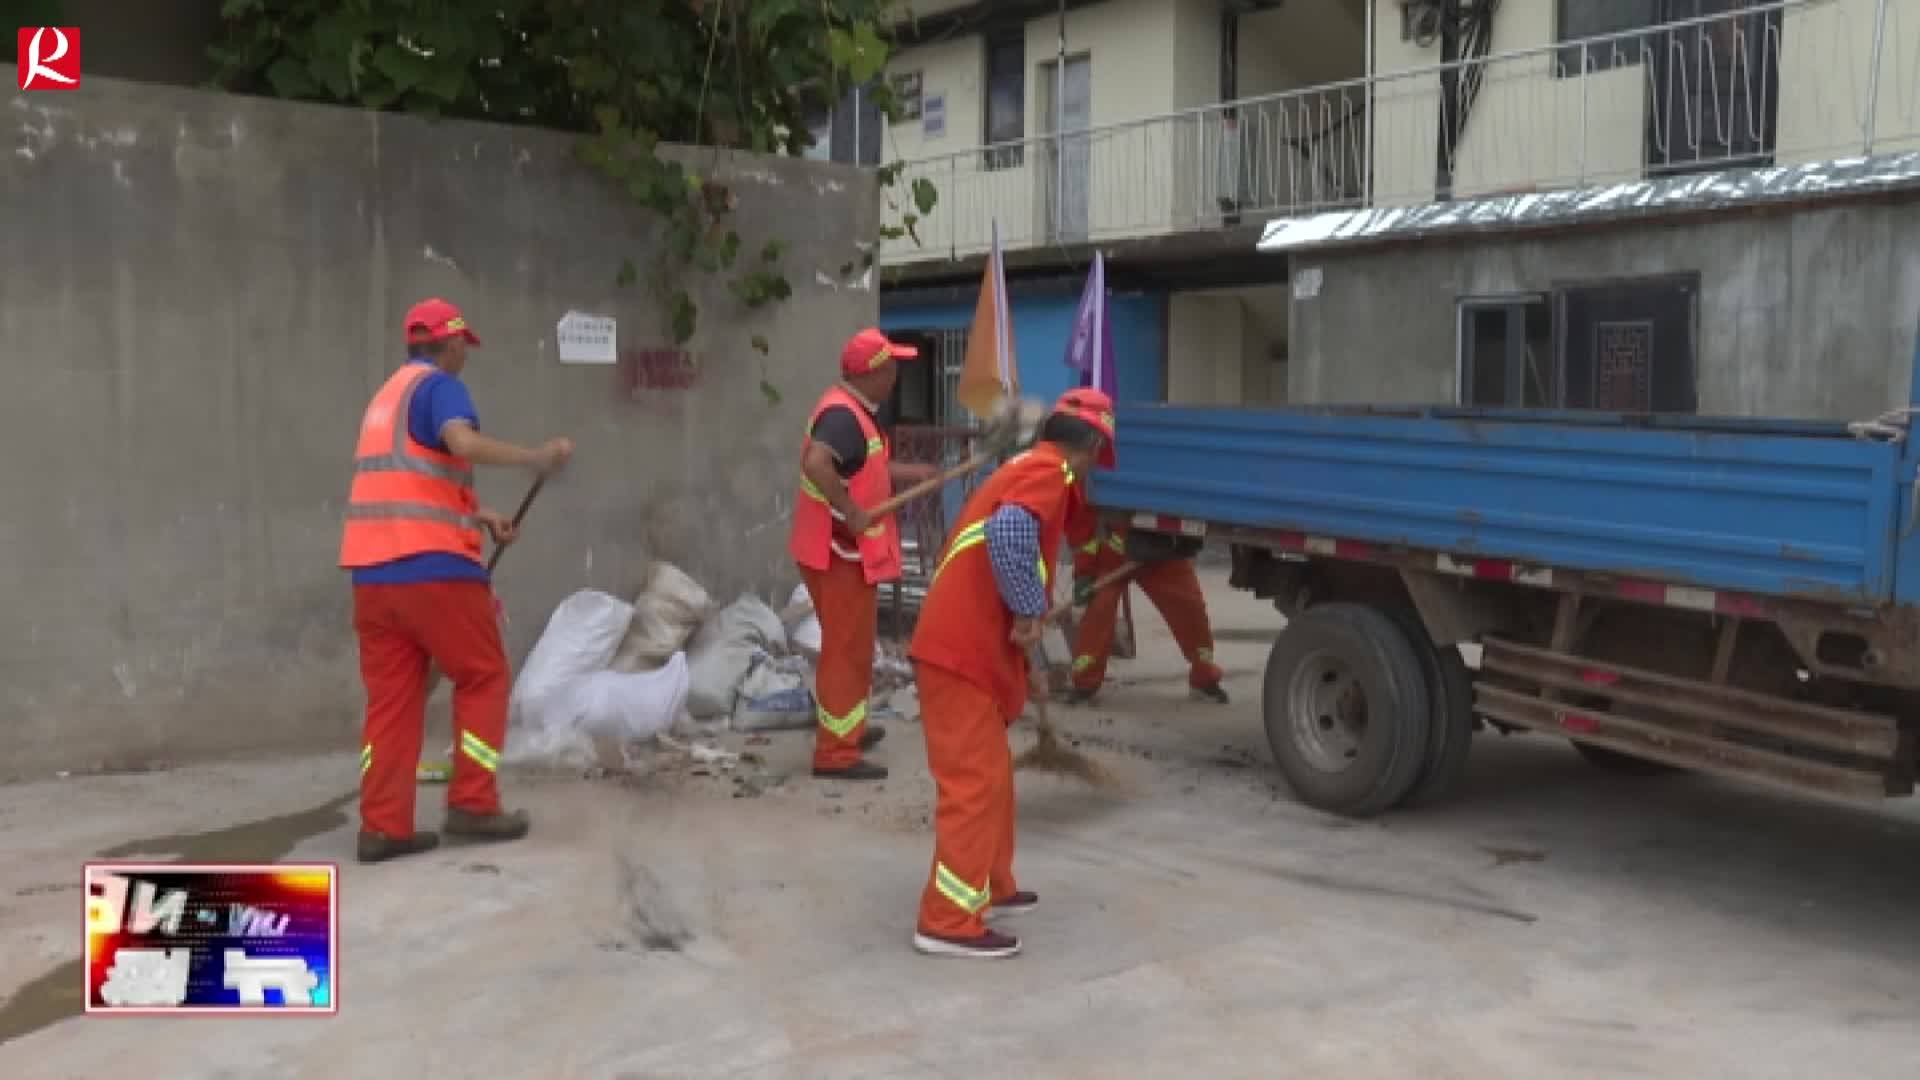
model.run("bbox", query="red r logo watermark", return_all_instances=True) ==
[17,27,81,91]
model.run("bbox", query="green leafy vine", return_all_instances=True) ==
[205,0,935,359]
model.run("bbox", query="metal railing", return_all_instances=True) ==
[882,0,1919,265]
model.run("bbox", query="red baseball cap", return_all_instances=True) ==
[403,298,482,346]
[840,327,918,377]
[1053,387,1117,467]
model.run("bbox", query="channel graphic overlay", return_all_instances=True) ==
[84,863,338,1014]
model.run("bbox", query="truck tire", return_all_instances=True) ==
[1261,603,1433,818]
[1369,607,1475,808]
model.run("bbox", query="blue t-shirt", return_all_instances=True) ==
[351,361,491,585]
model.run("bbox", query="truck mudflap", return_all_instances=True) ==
[1476,639,1914,801]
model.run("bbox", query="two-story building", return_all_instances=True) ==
[869,0,1920,426]
[851,0,1369,425]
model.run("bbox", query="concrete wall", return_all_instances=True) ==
[1238,0,1367,98]
[1167,284,1289,405]
[0,75,878,778]
[1286,200,1920,419]
[1777,0,1920,163]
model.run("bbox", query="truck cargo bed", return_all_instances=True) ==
[1094,404,1906,607]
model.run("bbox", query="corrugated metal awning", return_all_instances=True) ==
[1257,151,1920,256]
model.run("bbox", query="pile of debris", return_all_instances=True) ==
[504,563,912,769]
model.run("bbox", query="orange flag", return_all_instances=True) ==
[957,221,1018,419]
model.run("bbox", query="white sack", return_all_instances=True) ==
[508,588,693,766]
[730,653,816,732]
[610,562,712,672]
[684,594,790,718]
[785,583,823,655]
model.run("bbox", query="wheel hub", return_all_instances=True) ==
[1286,649,1368,772]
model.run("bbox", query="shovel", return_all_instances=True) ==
[1012,561,1142,789]
[862,395,1045,521]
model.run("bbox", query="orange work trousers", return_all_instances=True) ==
[353,581,509,839]
[915,661,1019,939]
[1073,553,1224,692]
[800,557,878,770]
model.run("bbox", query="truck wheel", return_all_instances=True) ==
[1369,607,1475,808]
[1572,741,1679,776]
[1262,604,1433,817]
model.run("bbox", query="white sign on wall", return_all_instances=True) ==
[557,311,618,364]
[1292,266,1324,301]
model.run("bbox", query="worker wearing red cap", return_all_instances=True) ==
[1063,513,1228,705]
[907,388,1116,959]
[789,328,939,781]
[340,298,575,864]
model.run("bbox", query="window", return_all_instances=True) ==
[1559,276,1698,413]
[1457,275,1699,414]
[1555,0,1660,75]
[800,101,834,163]
[887,331,939,426]
[983,30,1025,170]
[1460,298,1555,408]
[801,84,883,166]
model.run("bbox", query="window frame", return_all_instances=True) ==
[1456,293,1554,408]
[982,27,1027,171]
[1553,0,1662,77]
[1456,273,1700,414]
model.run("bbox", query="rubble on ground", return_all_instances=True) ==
[504,565,917,768]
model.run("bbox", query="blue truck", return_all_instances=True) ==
[1089,325,1920,817]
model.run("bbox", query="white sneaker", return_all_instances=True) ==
[912,929,1021,958]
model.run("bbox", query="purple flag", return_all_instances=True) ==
[1062,252,1115,395]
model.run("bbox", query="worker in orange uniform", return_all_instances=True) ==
[1063,512,1229,706]
[340,298,574,864]
[908,388,1116,959]
[790,328,939,781]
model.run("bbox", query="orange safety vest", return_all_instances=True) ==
[338,364,485,569]
[909,442,1078,720]
[789,385,903,585]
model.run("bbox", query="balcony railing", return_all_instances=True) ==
[882,0,1920,266]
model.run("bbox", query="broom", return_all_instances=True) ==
[1012,560,1141,786]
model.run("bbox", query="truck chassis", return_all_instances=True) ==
[1115,512,1920,817]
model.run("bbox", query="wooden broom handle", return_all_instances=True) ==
[1048,560,1141,621]
[863,453,992,520]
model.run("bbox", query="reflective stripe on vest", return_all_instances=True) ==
[931,520,1049,588]
[341,366,482,566]
[798,437,893,542]
[789,386,903,583]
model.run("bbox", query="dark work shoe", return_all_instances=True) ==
[813,760,889,781]
[443,807,531,844]
[356,830,440,864]
[859,724,887,752]
[1192,683,1231,705]
[912,928,1021,959]
[987,891,1039,920]
[1065,687,1098,706]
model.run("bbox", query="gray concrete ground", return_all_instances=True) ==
[3,570,1918,1078]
